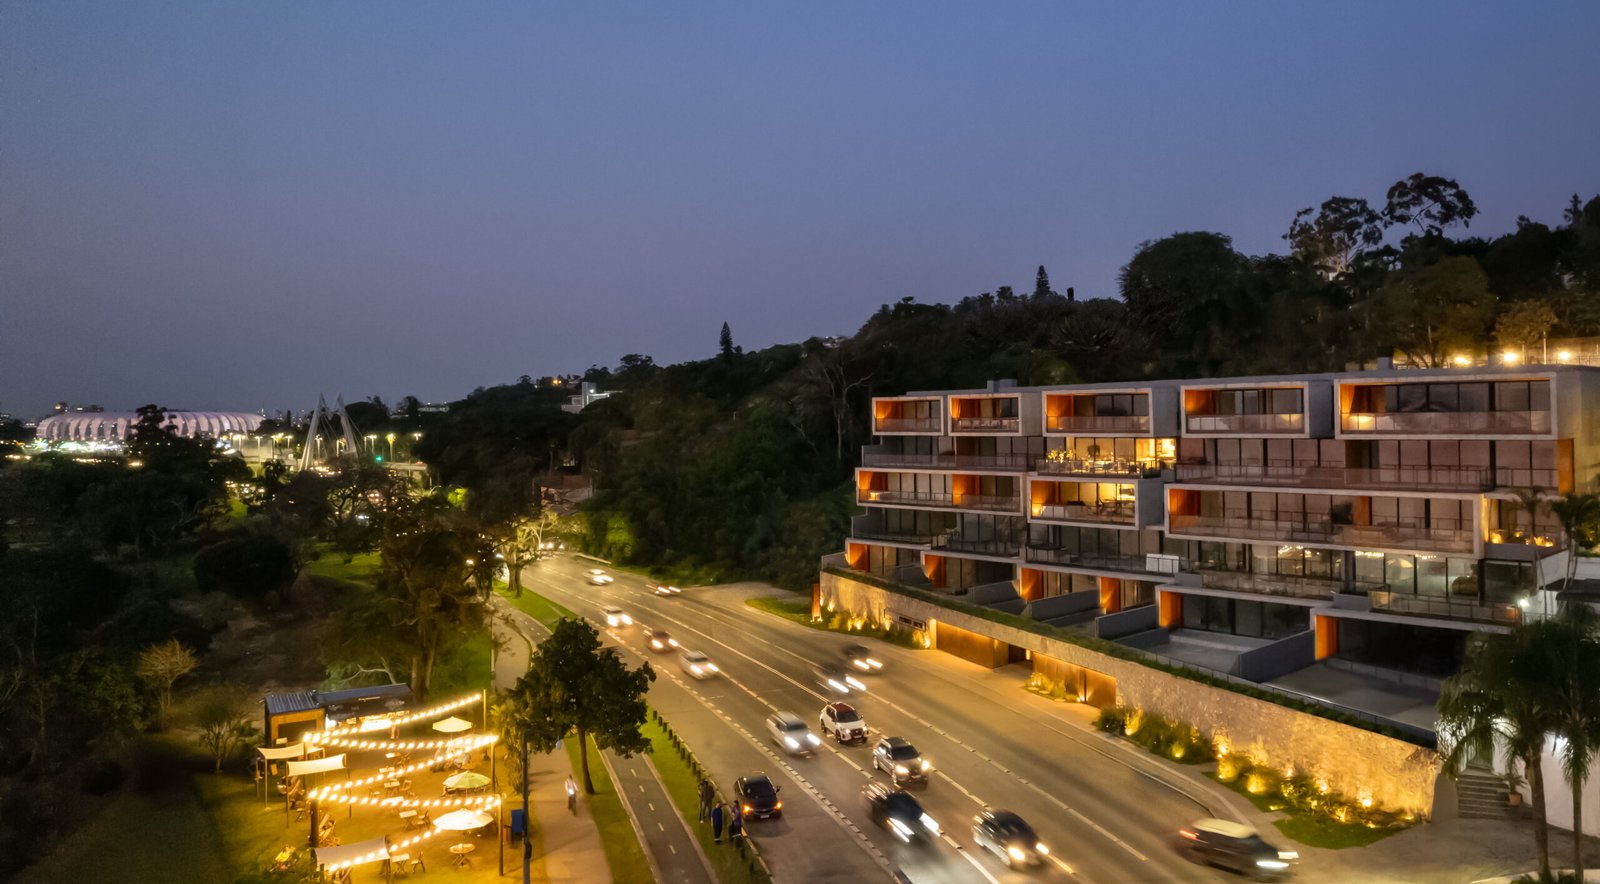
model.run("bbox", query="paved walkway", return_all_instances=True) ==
[494,596,715,884]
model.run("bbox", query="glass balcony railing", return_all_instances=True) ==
[1045,414,1150,434]
[1168,513,1475,553]
[1367,590,1521,626]
[849,515,944,546]
[1173,463,1492,492]
[1341,410,1551,435]
[1023,547,1183,575]
[950,416,1021,433]
[1030,501,1136,525]
[858,489,1020,512]
[1194,569,1386,601]
[860,451,1032,471]
[1184,412,1305,434]
[874,417,943,433]
[1035,456,1164,478]
[932,533,1022,557]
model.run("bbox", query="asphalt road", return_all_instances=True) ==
[522,557,1244,884]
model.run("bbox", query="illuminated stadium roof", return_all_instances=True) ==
[35,411,264,442]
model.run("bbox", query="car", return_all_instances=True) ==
[647,630,679,652]
[972,810,1050,868]
[1178,819,1298,879]
[734,773,783,819]
[819,702,868,744]
[648,580,682,596]
[586,568,614,586]
[843,644,884,672]
[816,664,867,695]
[872,737,930,784]
[678,649,719,679]
[602,606,632,628]
[863,782,939,842]
[766,712,821,755]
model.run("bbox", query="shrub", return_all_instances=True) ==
[1094,707,1127,733]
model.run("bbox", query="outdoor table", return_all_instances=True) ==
[384,779,402,791]
[397,809,418,824]
[449,842,475,868]
[382,852,411,877]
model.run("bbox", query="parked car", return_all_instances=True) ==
[678,649,718,679]
[843,644,884,672]
[873,737,930,784]
[735,774,782,819]
[1178,819,1297,879]
[863,782,939,842]
[766,712,821,755]
[972,809,1049,868]
[602,606,632,627]
[819,702,868,744]
[586,568,614,586]
[647,630,679,653]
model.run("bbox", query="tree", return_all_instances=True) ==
[1544,604,1600,884]
[193,684,256,772]
[1493,300,1559,361]
[1284,197,1384,277]
[1368,256,1494,367]
[1033,265,1053,299]
[502,618,653,793]
[1118,232,1246,373]
[1552,493,1600,590]
[136,639,197,731]
[1383,172,1478,239]
[193,534,297,601]
[1438,620,1561,881]
[719,322,736,359]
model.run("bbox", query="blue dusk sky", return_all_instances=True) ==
[3,2,1597,418]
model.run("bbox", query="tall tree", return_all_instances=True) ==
[502,618,653,793]
[1545,604,1600,884]
[1552,493,1600,589]
[1383,172,1479,239]
[1494,300,1559,359]
[1033,265,1053,299]
[136,639,197,731]
[1118,232,1246,373]
[719,322,736,359]
[1284,196,1384,277]
[1368,256,1494,367]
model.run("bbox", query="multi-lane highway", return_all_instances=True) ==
[519,556,1245,883]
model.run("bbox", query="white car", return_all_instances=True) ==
[819,702,868,744]
[648,581,682,596]
[602,606,632,627]
[678,649,719,679]
[587,568,615,586]
[767,712,822,755]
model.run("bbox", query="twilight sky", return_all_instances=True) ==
[3,2,1598,419]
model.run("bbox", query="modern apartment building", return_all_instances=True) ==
[845,365,1600,722]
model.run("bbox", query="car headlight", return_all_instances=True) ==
[1007,846,1028,863]
[742,804,752,813]
[919,760,930,771]
[1256,860,1289,870]
[852,660,870,670]
[689,665,702,674]
[1036,842,1048,855]
[894,764,909,775]
[806,734,820,745]
[669,639,679,647]
[920,813,940,834]
[784,737,799,749]
[774,801,782,809]
[868,658,882,669]
[706,663,717,671]
[888,818,913,841]
[846,676,865,690]
[827,679,846,692]
[1278,851,1298,861]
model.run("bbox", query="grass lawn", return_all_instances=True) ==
[432,631,495,698]
[302,549,382,586]
[498,584,579,630]
[643,715,770,884]
[568,736,654,884]
[745,594,923,649]
[1272,815,1403,849]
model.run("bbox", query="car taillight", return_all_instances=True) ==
[1179,829,1198,840]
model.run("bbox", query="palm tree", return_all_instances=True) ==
[1551,492,1600,589]
[1546,603,1600,882]
[1438,620,1560,881]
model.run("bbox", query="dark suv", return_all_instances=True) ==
[863,782,939,842]
[735,774,782,820]
[1179,819,1297,879]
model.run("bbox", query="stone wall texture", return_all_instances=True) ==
[822,570,1442,816]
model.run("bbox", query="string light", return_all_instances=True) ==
[309,735,498,799]
[314,792,502,810]
[309,691,484,740]
[325,830,446,871]
[306,733,488,752]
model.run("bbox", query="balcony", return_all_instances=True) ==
[1367,590,1521,626]
[859,489,1020,513]
[1195,569,1387,601]
[1045,414,1150,434]
[860,451,1032,471]
[1169,513,1476,553]
[1341,410,1551,436]
[950,416,1021,433]
[849,515,944,546]
[1173,463,1492,492]
[1184,413,1305,434]
[1035,456,1163,479]
[875,417,943,434]
[1031,500,1136,526]
[1024,547,1183,576]
[933,532,1022,557]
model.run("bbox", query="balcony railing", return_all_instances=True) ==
[950,416,1021,433]
[933,533,1023,557]
[1368,590,1521,626]
[858,489,1020,512]
[1024,547,1184,575]
[1031,501,1136,525]
[1195,569,1387,601]
[1494,468,1560,490]
[1035,456,1164,478]
[862,451,1032,471]
[1184,412,1305,434]
[849,515,944,546]
[1045,414,1150,434]
[875,417,943,433]
[1341,410,1551,435]
[1173,462,1492,492]
[1169,512,1475,553]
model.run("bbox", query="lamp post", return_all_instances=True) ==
[364,434,377,460]
[387,432,396,462]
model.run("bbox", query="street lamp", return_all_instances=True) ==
[386,432,396,462]
[364,434,377,459]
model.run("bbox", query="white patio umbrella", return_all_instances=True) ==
[443,771,491,791]
[433,809,494,831]
[432,716,472,734]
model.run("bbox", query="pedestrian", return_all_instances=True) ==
[565,776,578,814]
[728,806,744,845]
[697,779,713,821]
[710,802,725,843]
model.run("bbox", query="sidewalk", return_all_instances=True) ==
[493,612,610,882]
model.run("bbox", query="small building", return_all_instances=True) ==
[262,683,412,745]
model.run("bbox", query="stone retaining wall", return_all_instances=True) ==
[822,570,1441,816]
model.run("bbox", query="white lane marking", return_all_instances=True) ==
[657,822,665,832]
[957,846,1003,884]
[669,845,677,855]
[648,802,655,811]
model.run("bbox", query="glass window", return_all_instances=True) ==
[1496,382,1530,412]
[1428,384,1459,411]
[1132,395,1149,416]
[1235,601,1263,638]
[1240,390,1261,415]
[1398,385,1427,413]
[1459,383,1491,412]
[1530,381,1551,411]
[1264,604,1307,639]
[1417,556,1448,597]
[1207,596,1232,632]
[1386,554,1415,594]
[1269,388,1302,415]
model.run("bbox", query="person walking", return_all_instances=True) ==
[728,806,744,845]
[564,776,578,814]
[710,802,725,844]
[697,779,713,822]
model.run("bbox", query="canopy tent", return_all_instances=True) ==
[286,753,347,778]
[432,716,472,734]
[313,835,390,870]
[257,743,308,761]
[433,809,494,831]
